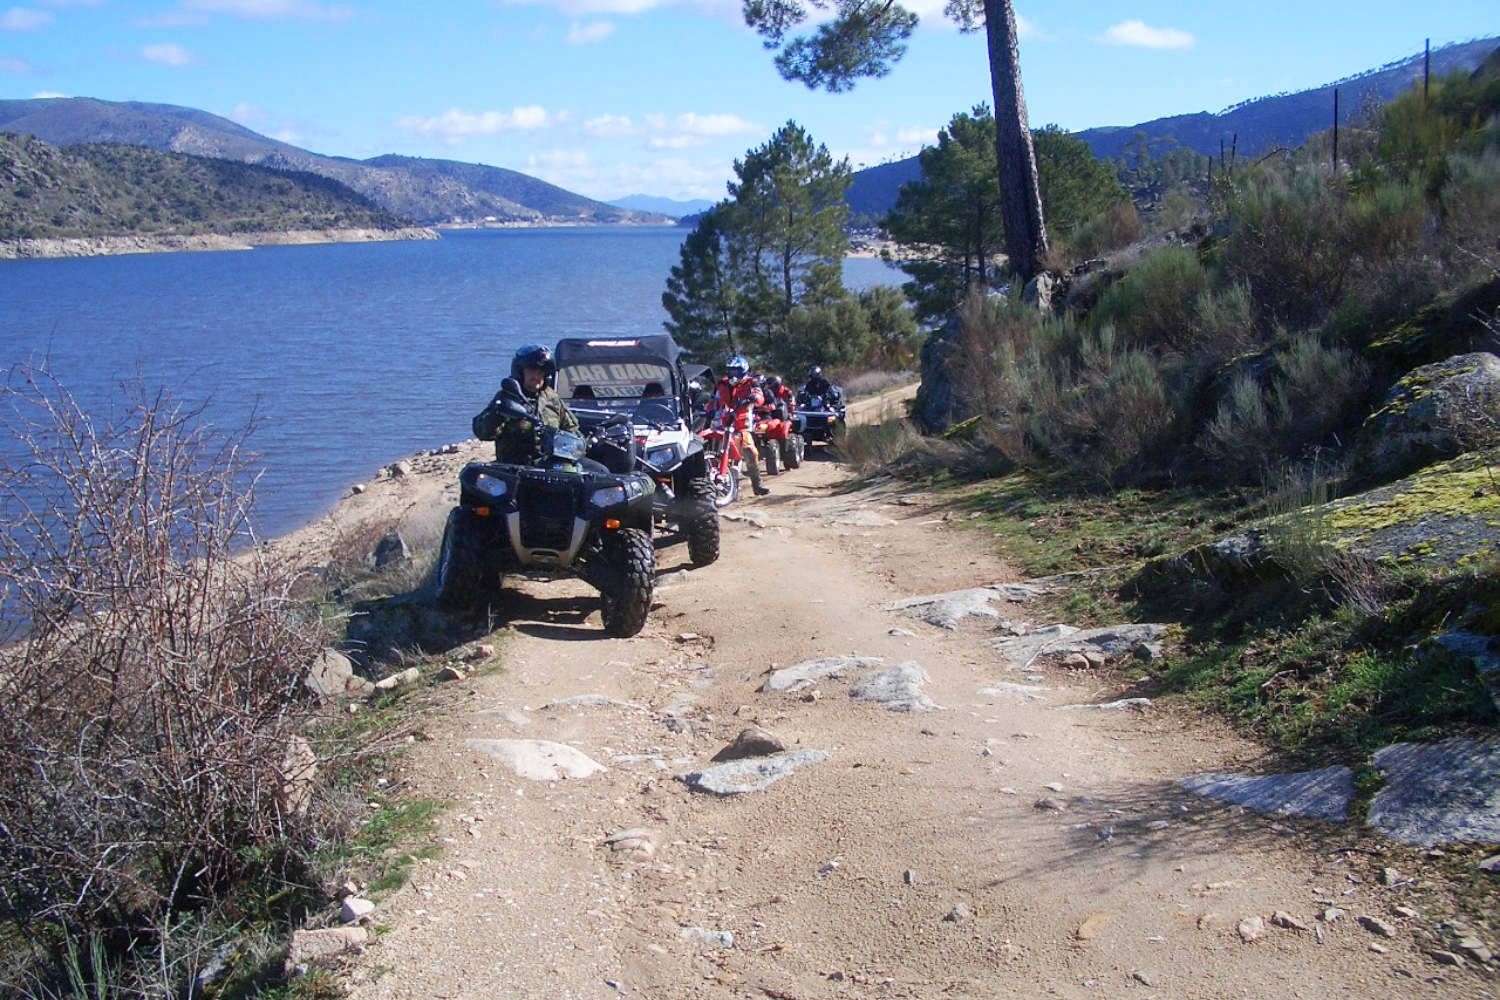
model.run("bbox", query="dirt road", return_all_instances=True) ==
[329,388,1485,1000]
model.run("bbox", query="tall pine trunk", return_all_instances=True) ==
[984,0,1048,282]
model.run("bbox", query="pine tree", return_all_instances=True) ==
[744,0,1050,281]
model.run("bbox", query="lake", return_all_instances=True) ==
[0,226,904,538]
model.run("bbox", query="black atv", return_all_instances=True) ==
[434,379,657,637]
[554,336,720,567]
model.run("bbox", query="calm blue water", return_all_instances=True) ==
[1,227,903,538]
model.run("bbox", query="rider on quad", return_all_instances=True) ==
[711,356,770,496]
[802,365,841,406]
[473,344,580,462]
[763,374,795,420]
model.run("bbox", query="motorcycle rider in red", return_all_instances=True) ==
[710,355,770,496]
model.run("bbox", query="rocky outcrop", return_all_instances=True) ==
[1353,352,1500,484]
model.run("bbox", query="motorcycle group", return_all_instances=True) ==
[433,336,846,637]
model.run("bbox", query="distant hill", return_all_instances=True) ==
[845,36,1499,220]
[0,131,405,241]
[0,98,671,227]
[609,194,715,218]
[1074,36,1499,161]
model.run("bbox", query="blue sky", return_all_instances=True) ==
[1,1,1494,203]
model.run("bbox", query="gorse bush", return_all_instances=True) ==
[0,368,329,993]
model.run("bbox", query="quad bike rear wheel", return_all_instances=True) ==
[600,527,655,637]
[435,508,496,612]
[683,477,720,567]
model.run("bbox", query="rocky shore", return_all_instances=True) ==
[0,226,439,260]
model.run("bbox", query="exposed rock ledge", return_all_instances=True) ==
[0,226,439,260]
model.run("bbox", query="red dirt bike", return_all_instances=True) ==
[698,411,743,507]
[752,405,803,475]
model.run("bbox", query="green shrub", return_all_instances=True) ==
[1223,167,1429,327]
[1091,244,1214,352]
[1198,331,1371,481]
[1067,200,1143,259]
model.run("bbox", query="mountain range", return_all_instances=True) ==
[2,35,1495,233]
[0,98,671,227]
[844,36,1499,221]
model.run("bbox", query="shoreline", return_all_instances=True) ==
[0,226,440,261]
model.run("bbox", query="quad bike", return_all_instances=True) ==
[434,378,657,637]
[752,405,804,474]
[553,336,720,566]
[795,387,845,448]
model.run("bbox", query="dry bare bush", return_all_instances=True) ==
[0,367,327,976]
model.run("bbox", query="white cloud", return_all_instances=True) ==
[0,56,36,71]
[41,0,104,6]
[584,113,635,138]
[1101,19,1194,50]
[2,7,54,30]
[32,89,67,96]
[565,18,613,43]
[517,148,730,203]
[395,106,551,143]
[230,102,269,126]
[895,126,936,146]
[135,11,211,25]
[672,112,756,136]
[181,0,355,21]
[142,42,194,66]
[635,110,758,149]
[271,127,301,144]
[647,134,701,149]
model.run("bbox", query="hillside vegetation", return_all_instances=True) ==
[0,98,666,227]
[850,58,1500,770]
[0,132,408,240]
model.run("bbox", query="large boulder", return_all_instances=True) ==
[912,311,968,433]
[1353,352,1500,484]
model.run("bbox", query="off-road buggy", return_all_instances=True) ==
[554,336,722,564]
[434,379,657,637]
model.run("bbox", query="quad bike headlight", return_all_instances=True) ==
[647,445,680,467]
[590,485,627,508]
[472,472,508,498]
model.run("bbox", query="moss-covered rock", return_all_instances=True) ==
[1128,452,1500,598]
[1351,352,1500,485]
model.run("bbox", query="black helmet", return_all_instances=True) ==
[511,344,556,385]
[807,365,823,380]
[765,374,783,392]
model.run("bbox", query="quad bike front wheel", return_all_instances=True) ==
[783,433,804,469]
[763,437,781,476]
[599,527,655,637]
[683,477,720,566]
[435,507,496,612]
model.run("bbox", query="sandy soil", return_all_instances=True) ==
[284,387,1490,1000]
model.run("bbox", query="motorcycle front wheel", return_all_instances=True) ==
[707,459,740,508]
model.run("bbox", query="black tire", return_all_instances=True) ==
[435,508,493,612]
[682,478,720,567]
[600,527,654,637]
[708,458,739,508]
[783,434,804,469]
[764,437,781,476]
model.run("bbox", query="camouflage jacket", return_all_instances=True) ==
[472,385,580,464]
